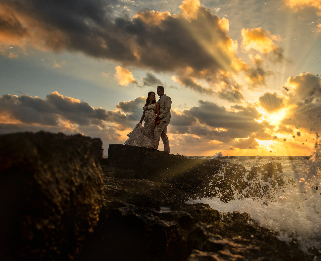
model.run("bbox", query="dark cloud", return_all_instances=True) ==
[286,73,321,104]
[0,123,76,135]
[246,56,272,86]
[0,92,136,128]
[0,11,28,43]
[188,101,262,132]
[282,101,321,133]
[0,94,58,125]
[170,110,196,126]
[282,73,321,132]
[175,75,215,95]
[272,47,285,63]
[259,92,285,112]
[116,97,145,121]
[251,131,274,140]
[231,137,260,149]
[142,72,163,86]
[217,87,244,103]
[1,0,241,80]
[169,100,267,144]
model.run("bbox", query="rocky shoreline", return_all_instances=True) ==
[0,132,316,260]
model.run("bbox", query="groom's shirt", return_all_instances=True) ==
[158,94,171,123]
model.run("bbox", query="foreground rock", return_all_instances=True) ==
[0,132,104,261]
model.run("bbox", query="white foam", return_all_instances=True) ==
[188,157,321,253]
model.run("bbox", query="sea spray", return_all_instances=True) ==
[188,156,321,254]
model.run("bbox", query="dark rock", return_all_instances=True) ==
[108,144,214,182]
[103,176,188,207]
[106,145,289,203]
[0,132,104,260]
[78,201,189,261]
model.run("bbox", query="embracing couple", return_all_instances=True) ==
[124,86,171,153]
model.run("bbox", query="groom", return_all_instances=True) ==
[154,86,171,153]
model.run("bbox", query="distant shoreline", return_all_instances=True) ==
[188,155,311,159]
[103,155,312,159]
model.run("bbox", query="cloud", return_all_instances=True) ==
[285,73,321,104]
[0,91,138,129]
[53,60,66,68]
[231,137,260,149]
[241,27,284,62]
[133,10,171,25]
[170,110,197,126]
[0,8,29,46]
[172,75,215,95]
[116,97,145,121]
[284,0,321,12]
[179,0,201,19]
[169,100,266,145]
[282,73,321,132]
[246,55,272,86]
[0,0,243,83]
[217,86,244,103]
[188,101,263,131]
[142,72,163,86]
[259,92,285,112]
[114,66,138,86]
[8,52,18,58]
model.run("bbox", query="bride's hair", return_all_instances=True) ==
[145,92,156,106]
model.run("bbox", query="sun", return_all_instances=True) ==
[265,109,288,127]
[256,107,289,128]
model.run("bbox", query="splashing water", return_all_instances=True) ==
[189,155,321,254]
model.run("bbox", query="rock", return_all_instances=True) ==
[78,201,189,261]
[78,200,309,261]
[108,144,214,182]
[0,132,104,260]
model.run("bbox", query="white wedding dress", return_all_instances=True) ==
[124,104,156,148]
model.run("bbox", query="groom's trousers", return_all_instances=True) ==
[154,121,170,153]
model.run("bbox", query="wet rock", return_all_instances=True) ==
[0,132,104,260]
[103,176,188,207]
[78,201,189,261]
[106,145,289,203]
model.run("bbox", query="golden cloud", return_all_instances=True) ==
[241,27,282,54]
[179,0,201,19]
[133,10,171,25]
[114,66,137,86]
[284,0,321,11]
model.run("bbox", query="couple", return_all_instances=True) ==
[124,86,171,153]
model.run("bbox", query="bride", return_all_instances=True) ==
[124,92,159,148]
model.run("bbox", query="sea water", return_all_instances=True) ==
[189,155,321,254]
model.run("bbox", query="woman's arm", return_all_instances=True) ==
[139,111,145,124]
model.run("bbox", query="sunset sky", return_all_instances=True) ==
[1,0,321,156]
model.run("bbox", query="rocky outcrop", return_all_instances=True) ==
[0,132,104,261]
[107,144,288,202]
[0,137,313,260]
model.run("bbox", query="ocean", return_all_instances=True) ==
[188,154,321,255]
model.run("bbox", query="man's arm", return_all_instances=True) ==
[159,97,171,119]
